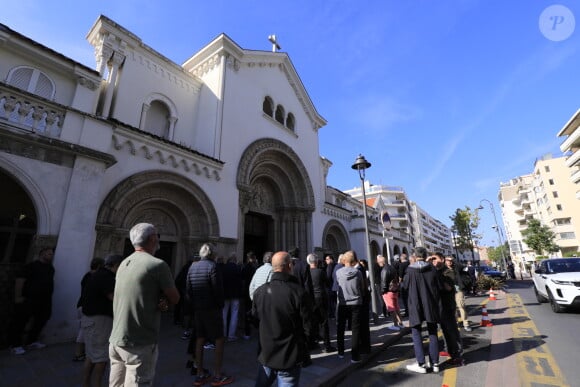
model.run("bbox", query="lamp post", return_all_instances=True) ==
[352,154,379,324]
[478,199,508,271]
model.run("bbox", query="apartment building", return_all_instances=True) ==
[344,182,453,258]
[499,154,580,266]
[410,202,454,257]
[557,109,580,199]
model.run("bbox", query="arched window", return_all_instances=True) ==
[262,96,274,116]
[286,112,295,131]
[144,100,170,138]
[275,105,285,124]
[6,66,55,100]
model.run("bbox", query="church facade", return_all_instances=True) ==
[0,16,414,345]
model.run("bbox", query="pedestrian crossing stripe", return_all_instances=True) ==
[507,293,569,387]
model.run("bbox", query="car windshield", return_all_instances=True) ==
[546,259,580,274]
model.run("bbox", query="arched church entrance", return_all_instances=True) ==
[95,171,220,273]
[0,169,37,347]
[321,220,350,258]
[237,139,315,260]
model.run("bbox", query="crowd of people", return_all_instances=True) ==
[8,221,482,386]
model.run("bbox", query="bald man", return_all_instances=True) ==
[252,252,312,386]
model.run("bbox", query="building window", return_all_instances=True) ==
[544,166,550,172]
[554,218,571,225]
[144,100,170,139]
[556,204,562,211]
[286,113,295,131]
[275,105,285,124]
[262,96,274,116]
[7,66,55,100]
[552,191,558,198]
[560,232,575,240]
[548,179,554,185]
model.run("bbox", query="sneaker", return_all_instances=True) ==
[203,343,215,350]
[406,362,427,374]
[27,342,46,349]
[351,359,362,364]
[439,351,451,357]
[210,375,233,386]
[432,363,440,373]
[323,346,337,353]
[242,335,251,340]
[181,330,192,340]
[388,325,401,331]
[464,326,472,332]
[338,353,344,359]
[193,372,212,386]
[11,346,26,355]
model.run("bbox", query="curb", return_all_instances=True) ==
[313,327,409,387]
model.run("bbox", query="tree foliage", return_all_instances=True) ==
[487,243,509,266]
[450,207,480,259]
[521,219,559,255]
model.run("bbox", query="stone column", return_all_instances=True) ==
[47,156,107,343]
[102,51,125,118]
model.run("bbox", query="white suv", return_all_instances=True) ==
[532,258,580,313]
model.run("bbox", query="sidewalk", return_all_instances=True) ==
[0,312,407,387]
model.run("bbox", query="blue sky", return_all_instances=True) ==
[2,1,578,245]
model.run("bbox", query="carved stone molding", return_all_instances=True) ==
[112,134,221,181]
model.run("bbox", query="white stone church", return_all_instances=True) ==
[0,15,422,345]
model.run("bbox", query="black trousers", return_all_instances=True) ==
[337,304,361,361]
[8,299,52,347]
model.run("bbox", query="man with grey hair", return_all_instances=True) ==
[187,243,233,386]
[249,251,274,300]
[109,223,179,386]
[307,253,335,353]
[253,251,312,386]
[402,246,441,374]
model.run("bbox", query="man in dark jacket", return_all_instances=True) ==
[432,253,464,366]
[398,253,410,316]
[186,243,233,386]
[289,247,314,302]
[445,256,472,332]
[253,251,312,387]
[402,247,441,374]
[308,253,335,352]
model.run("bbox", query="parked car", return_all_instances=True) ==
[532,258,580,313]
[477,265,507,280]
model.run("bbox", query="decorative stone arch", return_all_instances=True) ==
[95,170,219,270]
[321,220,350,257]
[0,157,50,235]
[237,138,315,255]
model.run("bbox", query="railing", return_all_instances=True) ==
[0,83,65,138]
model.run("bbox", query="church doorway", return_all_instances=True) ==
[243,212,273,262]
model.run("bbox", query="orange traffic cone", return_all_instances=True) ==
[480,306,493,327]
[489,288,496,301]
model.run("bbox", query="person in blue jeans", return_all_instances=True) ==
[252,251,312,387]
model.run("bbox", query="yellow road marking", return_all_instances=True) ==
[507,293,569,387]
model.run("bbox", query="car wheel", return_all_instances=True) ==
[547,289,565,313]
[534,286,547,303]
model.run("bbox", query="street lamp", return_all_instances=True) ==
[477,199,509,271]
[351,154,379,324]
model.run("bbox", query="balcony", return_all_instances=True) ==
[571,167,580,184]
[559,126,580,152]
[0,83,65,138]
[565,150,580,168]
[384,199,406,207]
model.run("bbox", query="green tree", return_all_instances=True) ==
[487,242,509,266]
[450,207,481,259]
[521,219,559,255]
